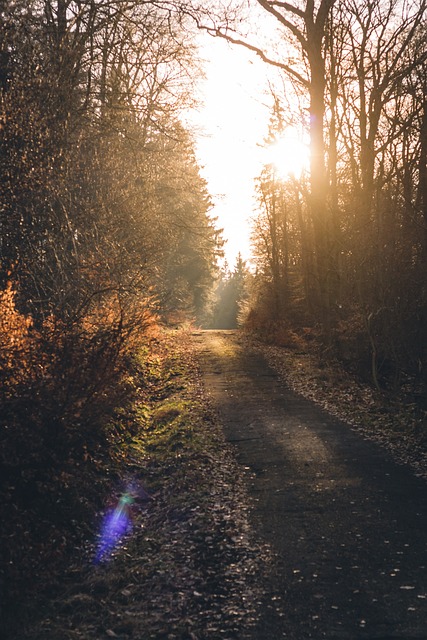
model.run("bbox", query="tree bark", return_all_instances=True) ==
[419,96,427,255]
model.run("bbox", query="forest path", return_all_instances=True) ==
[192,330,427,640]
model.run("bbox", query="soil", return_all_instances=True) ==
[192,330,427,639]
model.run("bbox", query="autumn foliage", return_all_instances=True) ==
[0,279,35,387]
[0,275,163,624]
[0,2,222,627]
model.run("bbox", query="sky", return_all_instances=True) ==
[187,36,273,267]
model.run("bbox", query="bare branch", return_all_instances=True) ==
[256,0,308,49]
[194,21,309,88]
[269,1,305,19]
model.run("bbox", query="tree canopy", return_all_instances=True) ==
[193,0,427,386]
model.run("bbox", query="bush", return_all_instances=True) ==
[0,278,158,620]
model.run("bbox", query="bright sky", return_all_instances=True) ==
[188,36,272,267]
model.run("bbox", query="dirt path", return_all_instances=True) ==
[192,330,427,640]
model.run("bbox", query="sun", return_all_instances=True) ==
[266,132,309,180]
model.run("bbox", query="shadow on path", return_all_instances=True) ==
[193,330,427,640]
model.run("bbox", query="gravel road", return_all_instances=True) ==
[193,330,427,640]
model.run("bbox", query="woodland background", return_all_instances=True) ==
[1,0,427,634]
[0,0,222,623]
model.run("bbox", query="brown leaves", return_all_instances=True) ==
[253,336,427,479]
[0,279,36,386]
[2,329,266,639]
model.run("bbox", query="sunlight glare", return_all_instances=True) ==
[186,37,271,265]
[266,133,309,180]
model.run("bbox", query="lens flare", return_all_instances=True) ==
[94,492,134,563]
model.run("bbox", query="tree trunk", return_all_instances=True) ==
[308,46,331,329]
[419,96,427,256]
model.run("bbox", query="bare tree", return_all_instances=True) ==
[188,0,338,326]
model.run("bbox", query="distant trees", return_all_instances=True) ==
[0,2,225,614]
[209,255,249,329]
[0,1,220,464]
[191,0,338,323]
[1,1,218,323]
[196,0,427,385]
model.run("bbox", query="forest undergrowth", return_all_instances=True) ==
[245,329,427,481]
[2,320,427,640]
[1,327,265,640]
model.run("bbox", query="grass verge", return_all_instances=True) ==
[8,328,265,640]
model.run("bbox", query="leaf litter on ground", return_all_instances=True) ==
[8,326,425,640]
[241,332,427,480]
[7,328,268,640]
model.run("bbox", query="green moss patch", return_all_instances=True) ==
[8,329,266,640]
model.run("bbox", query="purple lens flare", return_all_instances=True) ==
[94,492,134,563]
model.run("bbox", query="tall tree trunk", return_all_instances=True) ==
[305,0,337,332]
[419,96,427,256]
[308,44,331,328]
[327,24,341,308]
